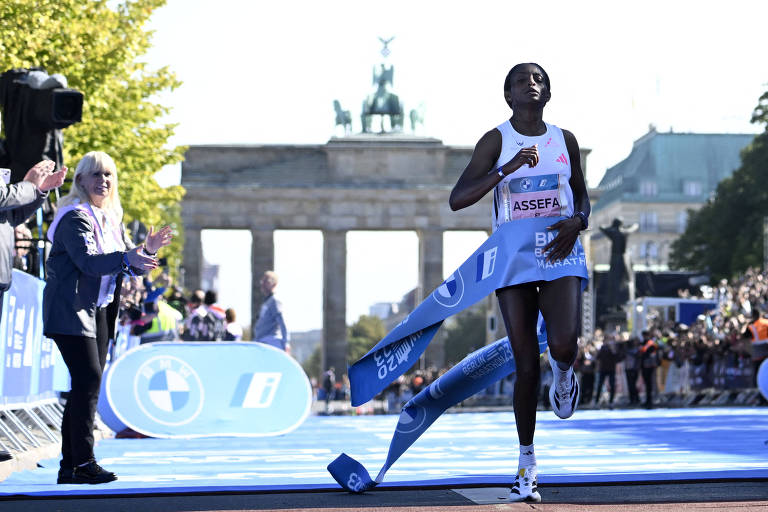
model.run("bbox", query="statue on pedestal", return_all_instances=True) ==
[599,218,638,312]
[361,37,404,133]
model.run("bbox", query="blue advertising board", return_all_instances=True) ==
[0,269,62,407]
[98,342,312,438]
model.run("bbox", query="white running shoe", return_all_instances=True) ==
[509,466,541,503]
[549,355,580,419]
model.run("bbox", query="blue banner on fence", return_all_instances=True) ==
[0,269,62,406]
[98,342,313,438]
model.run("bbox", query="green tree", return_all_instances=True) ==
[669,93,767,280]
[443,306,486,365]
[347,315,386,363]
[0,0,185,272]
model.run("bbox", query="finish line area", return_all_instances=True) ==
[1,407,767,498]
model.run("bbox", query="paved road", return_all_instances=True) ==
[0,481,766,511]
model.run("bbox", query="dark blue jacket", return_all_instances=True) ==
[43,208,137,338]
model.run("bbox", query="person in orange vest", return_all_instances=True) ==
[744,309,768,386]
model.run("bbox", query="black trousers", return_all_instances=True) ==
[595,371,616,404]
[625,369,640,403]
[641,367,656,407]
[580,372,595,404]
[52,308,109,468]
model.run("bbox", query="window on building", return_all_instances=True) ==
[639,180,658,196]
[647,242,658,263]
[677,211,688,233]
[683,180,703,196]
[640,211,658,232]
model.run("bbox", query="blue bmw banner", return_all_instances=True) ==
[98,342,312,438]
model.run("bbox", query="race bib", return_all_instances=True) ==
[503,174,562,220]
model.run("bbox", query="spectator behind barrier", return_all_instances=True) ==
[13,223,33,272]
[224,307,243,341]
[182,289,224,341]
[745,308,768,385]
[252,270,289,352]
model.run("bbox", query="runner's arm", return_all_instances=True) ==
[541,129,590,262]
[563,129,591,221]
[449,130,502,211]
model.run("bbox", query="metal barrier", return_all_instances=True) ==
[0,270,69,455]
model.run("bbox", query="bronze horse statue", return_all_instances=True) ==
[333,100,352,135]
[361,63,403,133]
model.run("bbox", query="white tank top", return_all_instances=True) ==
[491,121,574,231]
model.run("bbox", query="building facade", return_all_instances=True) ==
[590,128,755,270]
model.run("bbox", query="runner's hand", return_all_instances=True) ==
[542,217,582,262]
[498,144,538,176]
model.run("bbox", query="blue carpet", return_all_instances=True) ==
[1,407,767,496]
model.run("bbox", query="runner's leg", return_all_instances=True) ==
[538,276,581,366]
[497,284,541,445]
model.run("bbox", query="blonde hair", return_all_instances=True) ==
[262,271,278,287]
[57,151,123,219]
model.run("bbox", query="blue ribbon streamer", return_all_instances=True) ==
[349,217,587,407]
[328,333,547,492]
[329,216,588,492]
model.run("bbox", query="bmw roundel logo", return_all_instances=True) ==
[134,356,204,427]
[520,178,532,191]
[395,403,427,434]
[432,272,465,308]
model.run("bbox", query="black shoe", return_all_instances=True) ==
[57,467,74,484]
[71,461,117,484]
[0,450,11,462]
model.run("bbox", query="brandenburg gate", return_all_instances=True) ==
[181,135,590,374]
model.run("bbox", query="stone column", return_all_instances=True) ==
[418,229,445,369]
[251,229,274,335]
[323,230,347,376]
[182,227,202,292]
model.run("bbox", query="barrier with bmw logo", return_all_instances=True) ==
[97,342,312,438]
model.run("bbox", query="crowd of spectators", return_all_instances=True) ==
[115,272,245,348]
[575,267,767,408]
